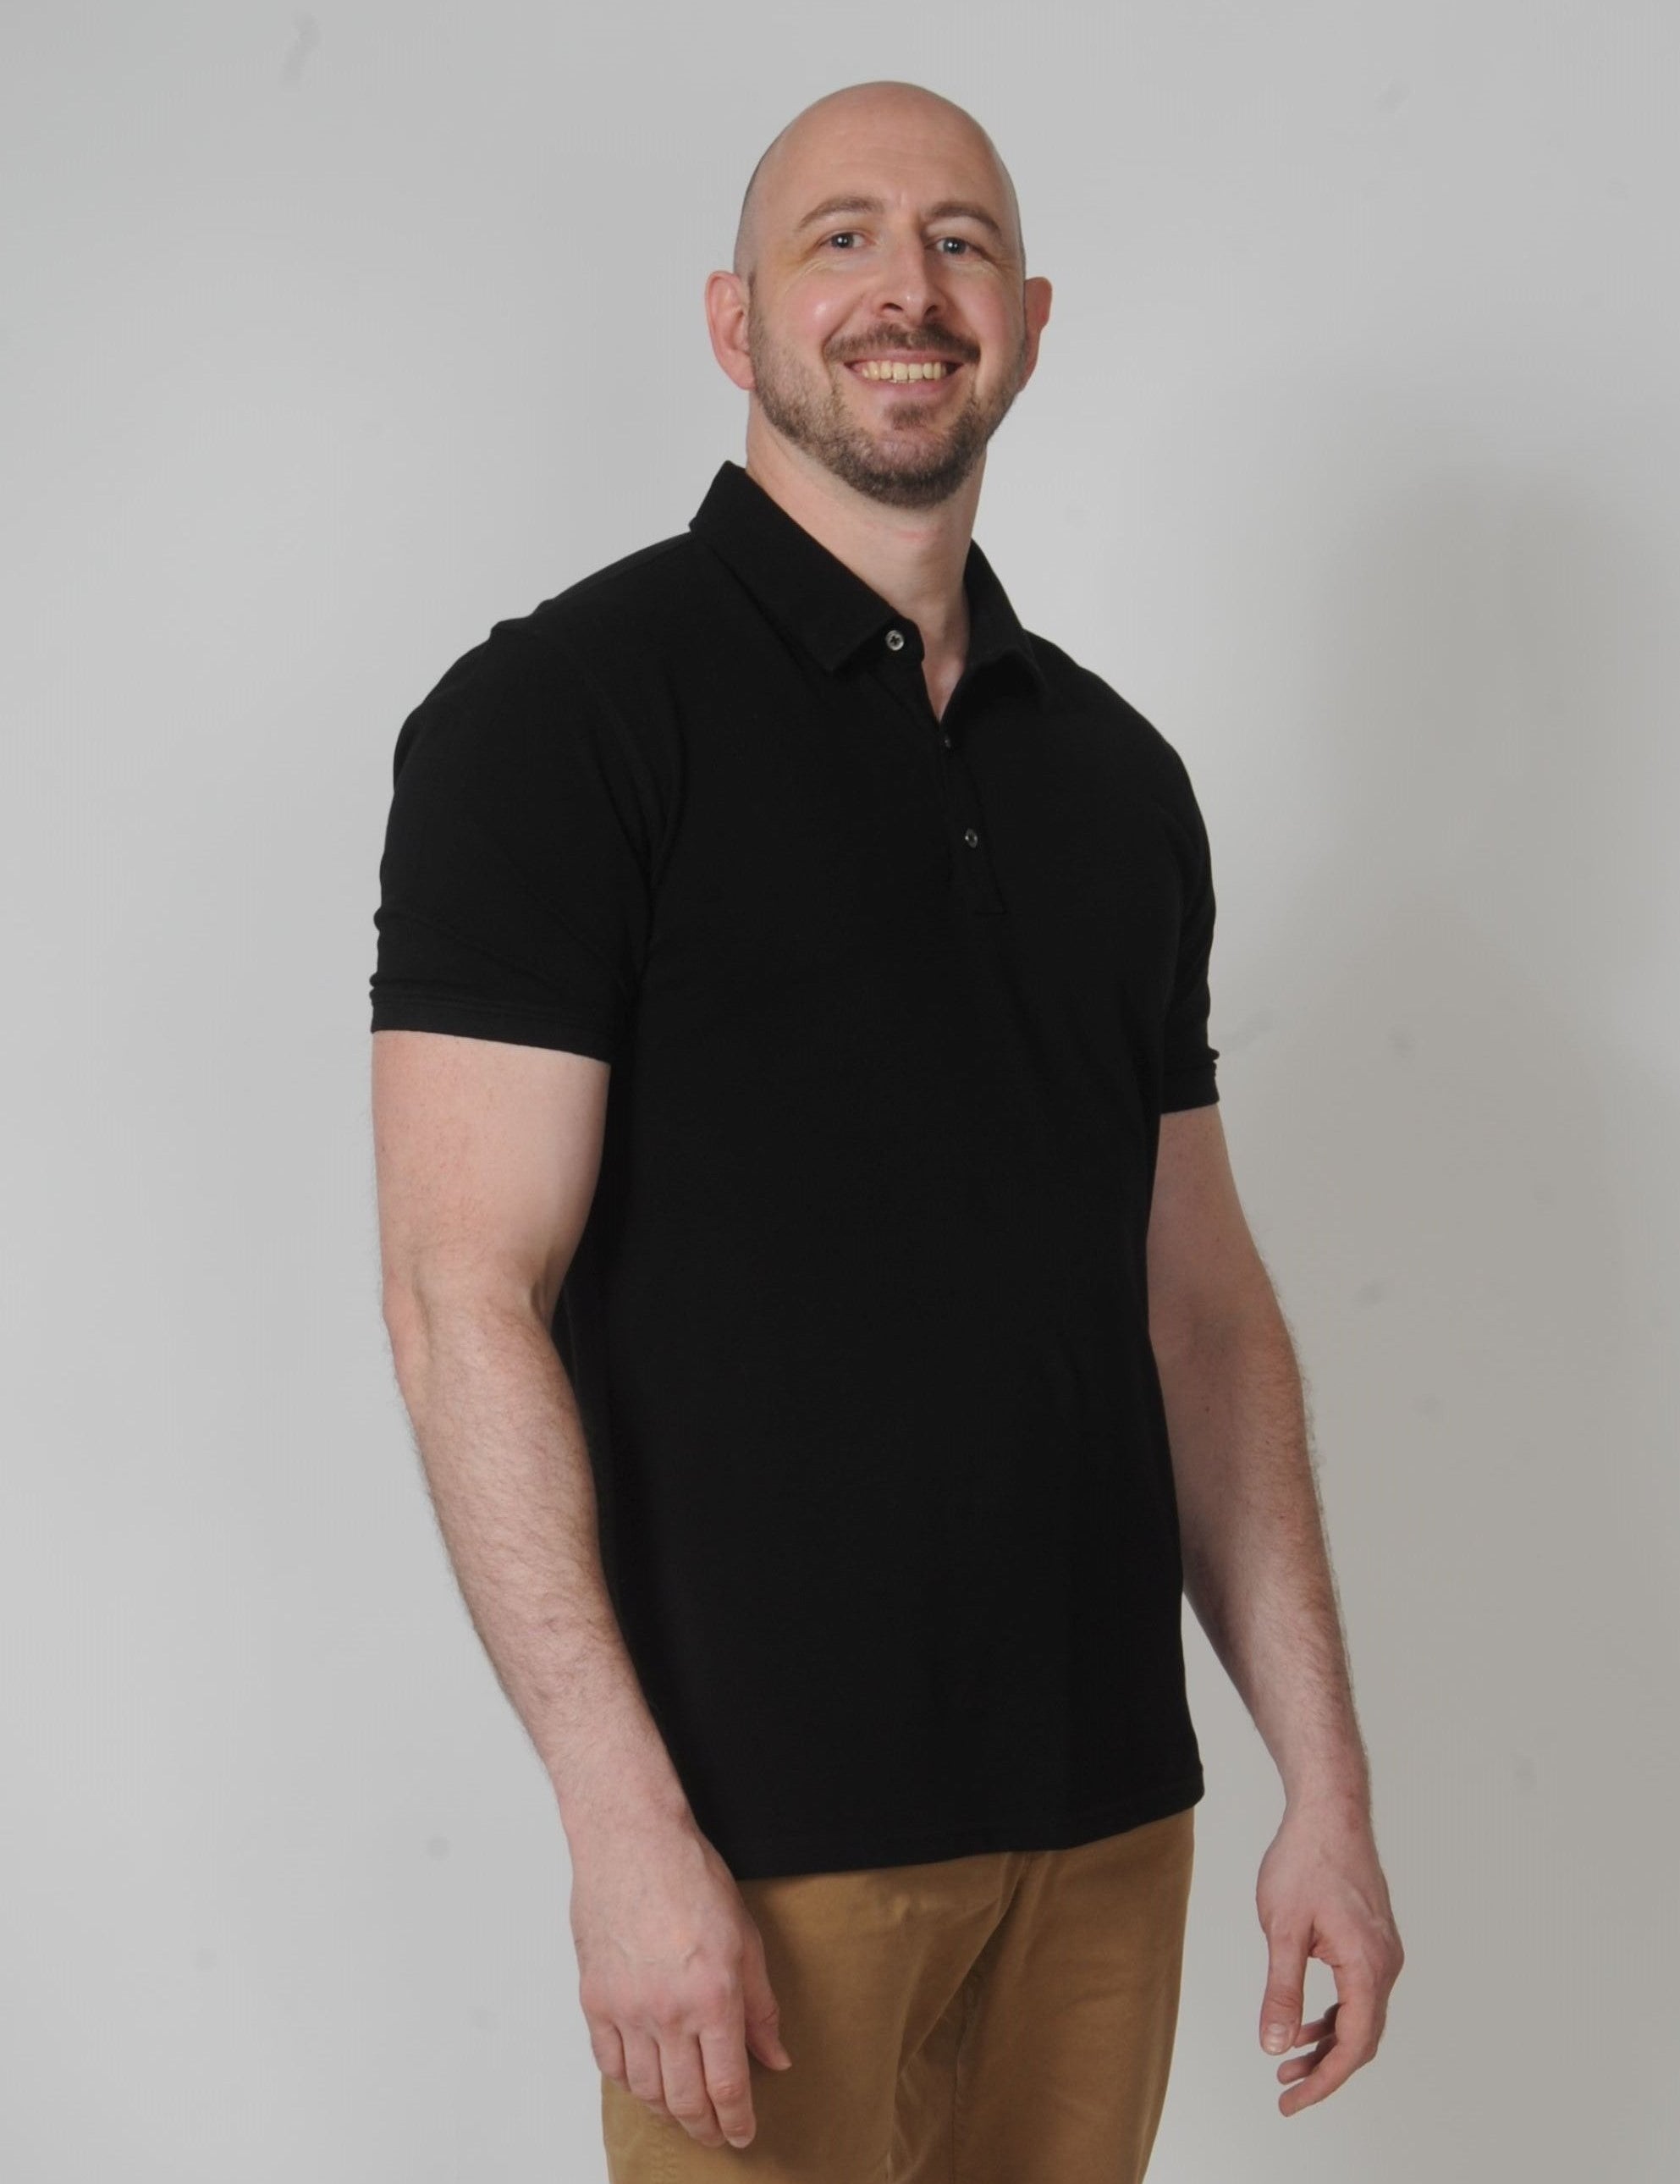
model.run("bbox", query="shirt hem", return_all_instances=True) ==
[712,1768,1207,1883]
[1160,1073,1220,1111]
[369,994,619,1061]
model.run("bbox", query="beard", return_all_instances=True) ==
[746,313,1028,510]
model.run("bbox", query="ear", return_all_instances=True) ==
[1019,274,1053,387]
[704,269,757,394]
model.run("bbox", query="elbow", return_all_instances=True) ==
[1150,1275,1284,1375]
[381,1280,431,1393]
[380,1266,559,1393]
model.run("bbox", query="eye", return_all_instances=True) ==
[819,230,983,256]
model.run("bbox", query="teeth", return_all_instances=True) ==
[852,359,954,382]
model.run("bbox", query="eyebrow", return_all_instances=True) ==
[791,194,1007,247]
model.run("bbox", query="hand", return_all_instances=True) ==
[568,1806,793,2150]
[1255,1798,1404,2115]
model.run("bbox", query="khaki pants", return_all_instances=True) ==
[601,1804,1195,2182]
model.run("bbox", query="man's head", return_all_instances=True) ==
[706,81,1052,511]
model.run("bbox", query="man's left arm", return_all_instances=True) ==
[1148,1100,1406,2116]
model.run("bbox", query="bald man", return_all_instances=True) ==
[370,77,1402,2183]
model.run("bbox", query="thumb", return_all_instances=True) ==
[741,1929,794,2070]
[1260,1930,1307,2054]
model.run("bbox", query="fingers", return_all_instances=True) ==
[697,2021,759,2148]
[661,2028,731,2146]
[1275,2002,1338,2084]
[1276,2038,1331,2086]
[587,2017,628,2087]
[1282,2000,1337,2052]
[620,2025,672,2123]
[1278,1971,1378,2115]
[741,1922,795,2072]
[608,2012,762,2150]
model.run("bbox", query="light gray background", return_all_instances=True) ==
[4,3,1676,2178]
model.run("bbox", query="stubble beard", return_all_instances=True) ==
[746,313,1028,511]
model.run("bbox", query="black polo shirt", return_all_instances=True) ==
[370,458,1220,1882]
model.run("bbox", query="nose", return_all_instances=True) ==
[869,225,944,323]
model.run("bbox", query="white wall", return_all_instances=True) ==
[4,3,1675,2176]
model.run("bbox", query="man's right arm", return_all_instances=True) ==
[370,1025,792,2150]
[372,1024,687,1845]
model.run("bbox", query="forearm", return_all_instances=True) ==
[1153,1293,1371,1817]
[385,1288,693,1848]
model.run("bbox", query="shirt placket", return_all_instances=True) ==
[873,622,1006,917]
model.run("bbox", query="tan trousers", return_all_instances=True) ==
[600,1804,1195,2182]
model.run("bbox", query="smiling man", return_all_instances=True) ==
[370,78,1402,2182]
[730,113,1033,514]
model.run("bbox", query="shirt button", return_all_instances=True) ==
[884,628,905,651]
[941,733,952,748]
[962,827,979,847]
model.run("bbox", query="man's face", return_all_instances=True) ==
[739,109,1044,510]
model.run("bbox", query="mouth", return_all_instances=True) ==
[842,356,967,389]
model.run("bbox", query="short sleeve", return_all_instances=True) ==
[1159,758,1220,1111]
[368,625,655,1063]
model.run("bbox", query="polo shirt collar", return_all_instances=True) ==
[689,459,1049,696]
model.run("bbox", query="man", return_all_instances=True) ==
[370,77,1402,2181]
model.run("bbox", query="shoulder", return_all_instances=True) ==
[404,529,724,705]
[1023,629,1207,821]
[394,530,719,779]
[503,529,726,677]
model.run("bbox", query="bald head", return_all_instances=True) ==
[730,80,1025,290]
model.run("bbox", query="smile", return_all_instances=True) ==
[845,358,962,383]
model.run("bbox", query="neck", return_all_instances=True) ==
[741,420,983,672]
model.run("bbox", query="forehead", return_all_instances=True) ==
[767,107,1010,240]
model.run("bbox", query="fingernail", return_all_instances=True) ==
[1264,2025,1289,2052]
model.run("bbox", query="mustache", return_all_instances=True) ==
[832,335,973,365]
